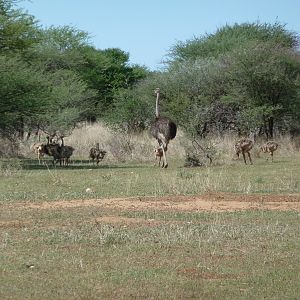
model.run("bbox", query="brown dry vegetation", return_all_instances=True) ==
[17,122,300,164]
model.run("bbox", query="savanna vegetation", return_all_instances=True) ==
[1,0,300,299]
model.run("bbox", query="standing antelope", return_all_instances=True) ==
[31,142,45,165]
[154,147,164,167]
[260,141,279,162]
[234,138,254,165]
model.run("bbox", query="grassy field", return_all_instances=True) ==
[1,154,300,299]
[0,154,299,202]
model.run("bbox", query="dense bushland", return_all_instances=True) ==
[1,0,300,158]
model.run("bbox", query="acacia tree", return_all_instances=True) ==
[227,43,300,138]
[0,55,49,139]
[77,46,149,121]
[0,1,97,144]
[0,0,39,53]
[168,22,298,63]
[147,22,300,138]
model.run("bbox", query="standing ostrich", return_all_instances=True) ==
[150,88,177,168]
[89,143,107,165]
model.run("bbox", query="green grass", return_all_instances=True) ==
[0,155,299,203]
[1,206,300,299]
[1,155,300,299]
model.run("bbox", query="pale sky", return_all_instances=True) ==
[20,0,300,70]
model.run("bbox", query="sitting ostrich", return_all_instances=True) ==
[89,143,107,165]
[234,138,254,165]
[150,88,177,168]
[260,141,279,162]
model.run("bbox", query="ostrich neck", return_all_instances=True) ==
[155,93,160,118]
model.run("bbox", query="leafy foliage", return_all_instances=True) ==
[136,22,300,139]
[168,22,298,63]
[0,0,148,148]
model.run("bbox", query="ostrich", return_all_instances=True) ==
[41,136,61,165]
[42,136,74,166]
[150,88,177,168]
[260,141,279,162]
[89,143,107,165]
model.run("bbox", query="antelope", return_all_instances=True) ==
[31,142,45,165]
[154,147,164,167]
[260,141,279,162]
[234,138,254,165]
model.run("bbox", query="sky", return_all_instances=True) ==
[20,0,300,70]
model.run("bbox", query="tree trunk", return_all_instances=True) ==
[268,117,274,139]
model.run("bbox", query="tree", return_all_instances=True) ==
[106,88,152,133]
[227,43,300,138]
[0,0,39,54]
[167,22,298,64]
[27,25,90,70]
[0,55,49,138]
[77,46,149,121]
[146,22,300,138]
[0,2,97,142]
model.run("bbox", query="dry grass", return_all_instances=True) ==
[21,122,187,163]
[4,123,300,166]
[1,124,300,299]
[1,197,300,300]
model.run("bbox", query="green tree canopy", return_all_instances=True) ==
[168,22,298,64]
[0,0,39,54]
[137,22,300,138]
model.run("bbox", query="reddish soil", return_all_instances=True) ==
[1,193,299,228]
[7,192,300,213]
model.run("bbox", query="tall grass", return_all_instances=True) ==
[4,122,300,165]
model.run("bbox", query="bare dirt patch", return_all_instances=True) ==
[7,192,300,213]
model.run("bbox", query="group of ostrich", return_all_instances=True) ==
[31,136,75,166]
[32,88,278,167]
[32,137,106,166]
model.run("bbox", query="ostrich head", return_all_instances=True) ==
[154,88,160,118]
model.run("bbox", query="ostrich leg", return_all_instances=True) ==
[160,144,168,168]
[158,134,168,168]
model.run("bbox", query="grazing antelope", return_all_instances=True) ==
[89,143,107,165]
[234,138,254,165]
[260,141,279,162]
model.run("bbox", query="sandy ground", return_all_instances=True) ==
[1,193,299,228]
[6,192,300,213]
